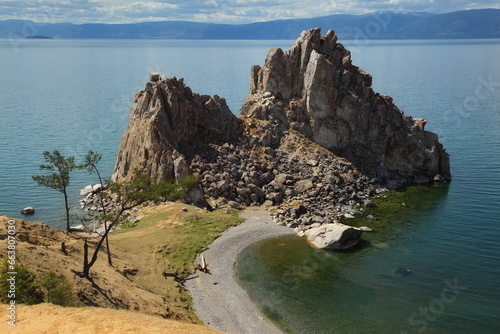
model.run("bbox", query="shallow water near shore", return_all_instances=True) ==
[237,184,500,333]
[1,38,499,333]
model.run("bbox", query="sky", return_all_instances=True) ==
[0,0,498,24]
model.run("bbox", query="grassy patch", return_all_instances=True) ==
[110,203,244,321]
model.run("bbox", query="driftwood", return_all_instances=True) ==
[196,253,210,274]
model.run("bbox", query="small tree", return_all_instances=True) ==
[33,150,78,231]
[81,150,113,265]
[80,170,162,279]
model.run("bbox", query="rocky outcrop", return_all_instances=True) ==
[240,28,451,185]
[112,73,242,206]
[111,30,452,250]
[80,184,104,196]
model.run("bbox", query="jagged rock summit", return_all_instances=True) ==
[240,28,451,185]
[112,73,242,205]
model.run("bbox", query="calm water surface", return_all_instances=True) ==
[1,38,499,333]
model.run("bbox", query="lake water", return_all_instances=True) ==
[1,38,499,333]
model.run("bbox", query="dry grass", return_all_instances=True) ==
[0,303,222,334]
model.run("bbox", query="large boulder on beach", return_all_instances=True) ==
[305,223,363,250]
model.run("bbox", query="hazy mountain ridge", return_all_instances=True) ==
[0,9,498,40]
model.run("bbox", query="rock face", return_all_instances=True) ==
[305,223,363,250]
[112,74,241,206]
[240,28,451,185]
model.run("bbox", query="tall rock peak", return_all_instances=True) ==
[112,73,242,206]
[240,28,451,185]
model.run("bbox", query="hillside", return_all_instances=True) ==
[1,9,499,40]
[0,204,243,330]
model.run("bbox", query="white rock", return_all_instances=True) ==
[20,207,35,215]
[305,223,363,250]
[80,184,103,196]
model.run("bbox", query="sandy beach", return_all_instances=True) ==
[185,207,294,334]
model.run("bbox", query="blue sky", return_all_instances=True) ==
[0,0,498,24]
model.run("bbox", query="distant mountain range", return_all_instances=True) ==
[1,9,499,40]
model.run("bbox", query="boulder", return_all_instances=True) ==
[20,207,35,215]
[228,201,242,210]
[295,179,314,193]
[80,184,104,196]
[434,174,445,182]
[305,223,363,250]
[364,200,377,208]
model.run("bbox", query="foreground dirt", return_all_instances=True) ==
[0,303,221,334]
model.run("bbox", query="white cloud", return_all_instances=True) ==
[0,0,498,23]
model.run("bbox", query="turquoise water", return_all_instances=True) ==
[1,38,499,332]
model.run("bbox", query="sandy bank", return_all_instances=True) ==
[185,207,294,334]
[0,303,221,334]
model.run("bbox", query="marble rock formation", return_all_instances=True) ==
[240,28,451,185]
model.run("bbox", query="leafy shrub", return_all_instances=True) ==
[39,270,79,307]
[121,221,138,229]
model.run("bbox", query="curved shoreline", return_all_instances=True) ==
[185,207,294,334]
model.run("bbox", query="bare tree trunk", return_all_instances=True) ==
[83,207,124,279]
[94,166,112,266]
[83,238,89,278]
[63,187,70,231]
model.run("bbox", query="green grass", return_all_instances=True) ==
[113,204,244,274]
[110,203,245,321]
[166,209,244,274]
